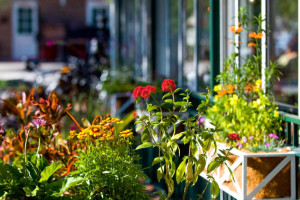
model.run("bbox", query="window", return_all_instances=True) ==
[197,1,210,91]
[92,8,109,29]
[268,0,298,106]
[17,8,32,34]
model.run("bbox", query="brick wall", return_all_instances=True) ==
[39,0,86,31]
[0,6,12,60]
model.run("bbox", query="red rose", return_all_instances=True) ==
[133,86,144,100]
[162,79,176,92]
[227,133,240,141]
[141,85,156,99]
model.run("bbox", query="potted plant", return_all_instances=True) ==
[206,9,296,199]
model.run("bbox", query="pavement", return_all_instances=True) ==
[0,61,64,87]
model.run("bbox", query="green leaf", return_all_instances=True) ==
[39,162,63,182]
[157,166,164,182]
[164,99,173,104]
[136,124,143,132]
[207,161,219,174]
[136,142,156,150]
[196,156,206,175]
[162,93,172,99]
[171,132,185,140]
[176,158,187,185]
[141,129,150,143]
[54,177,85,196]
[225,162,235,182]
[210,180,220,199]
[152,157,164,166]
[174,88,181,93]
[81,118,91,127]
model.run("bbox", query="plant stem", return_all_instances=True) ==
[24,130,29,163]
[37,131,41,156]
[183,181,190,200]
[199,180,210,199]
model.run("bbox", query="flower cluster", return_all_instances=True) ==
[161,79,176,92]
[133,85,157,100]
[213,84,236,97]
[70,117,132,140]
[133,79,177,101]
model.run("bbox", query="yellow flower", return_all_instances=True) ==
[255,79,262,87]
[252,99,260,108]
[120,129,133,138]
[69,130,77,138]
[229,95,238,105]
[212,105,219,112]
[214,95,219,102]
[274,110,279,118]
[213,84,222,92]
[111,118,123,123]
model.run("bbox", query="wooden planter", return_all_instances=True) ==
[200,143,296,200]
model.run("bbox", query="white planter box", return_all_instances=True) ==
[200,143,296,200]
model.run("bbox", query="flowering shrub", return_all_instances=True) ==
[133,79,233,200]
[61,115,150,199]
[207,11,282,152]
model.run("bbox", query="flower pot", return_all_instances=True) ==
[200,143,296,200]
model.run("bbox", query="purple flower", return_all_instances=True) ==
[32,119,46,128]
[242,136,247,143]
[199,117,205,123]
[197,117,205,125]
[265,142,270,147]
[236,142,242,149]
[269,133,279,140]
[248,136,254,140]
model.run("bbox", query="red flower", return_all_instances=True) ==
[132,112,138,118]
[227,133,240,141]
[162,79,176,92]
[133,86,144,100]
[141,85,156,99]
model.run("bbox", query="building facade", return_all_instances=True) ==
[0,0,109,61]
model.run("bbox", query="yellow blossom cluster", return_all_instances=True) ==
[69,117,133,140]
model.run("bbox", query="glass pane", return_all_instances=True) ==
[17,8,32,34]
[269,0,298,106]
[197,1,210,91]
[183,0,195,88]
[170,1,178,80]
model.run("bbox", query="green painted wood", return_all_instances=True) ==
[209,0,220,90]
[286,122,292,145]
[293,124,299,147]
[280,111,300,124]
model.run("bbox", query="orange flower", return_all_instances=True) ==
[61,66,71,74]
[226,84,236,94]
[245,83,253,93]
[256,32,263,39]
[248,42,256,47]
[249,32,263,39]
[230,26,243,34]
[238,41,242,44]
[217,87,227,97]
